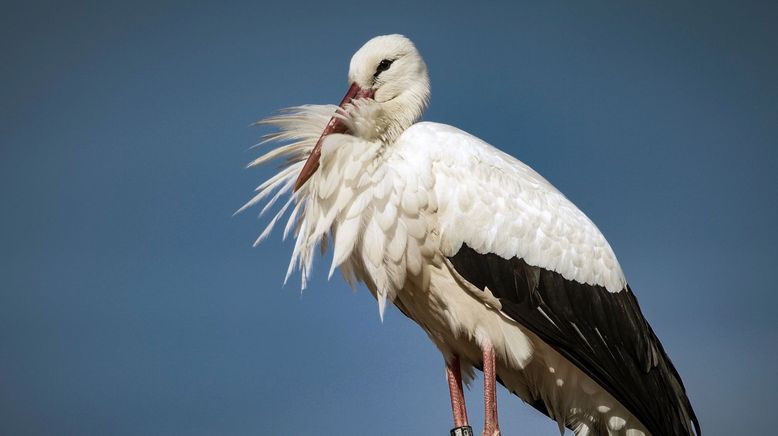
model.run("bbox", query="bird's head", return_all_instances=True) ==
[348,34,430,130]
[294,34,430,191]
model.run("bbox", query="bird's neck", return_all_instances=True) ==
[349,84,429,144]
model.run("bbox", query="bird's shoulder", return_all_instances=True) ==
[398,121,513,157]
[398,122,559,193]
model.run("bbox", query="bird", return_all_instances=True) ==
[240,34,701,436]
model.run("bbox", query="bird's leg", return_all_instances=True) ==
[482,341,500,436]
[446,355,471,435]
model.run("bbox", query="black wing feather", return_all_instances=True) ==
[449,244,700,436]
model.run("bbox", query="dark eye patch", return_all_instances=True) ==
[373,59,394,78]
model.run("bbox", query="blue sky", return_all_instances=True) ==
[1,1,776,435]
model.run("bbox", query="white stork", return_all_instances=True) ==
[241,34,701,436]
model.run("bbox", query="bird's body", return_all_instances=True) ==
[243,35,699,436]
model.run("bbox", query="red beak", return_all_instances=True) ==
[293,83,375,192]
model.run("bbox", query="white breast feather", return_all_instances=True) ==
[243,105,439,319]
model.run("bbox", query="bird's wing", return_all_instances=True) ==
[401,122,626,292]
[398,122,700,436]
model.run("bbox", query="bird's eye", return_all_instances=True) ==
[374,59,394,77]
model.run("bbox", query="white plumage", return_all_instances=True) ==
[242,35,699,436]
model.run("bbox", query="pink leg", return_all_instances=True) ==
[483,342,500,436]
[446,355,469,428]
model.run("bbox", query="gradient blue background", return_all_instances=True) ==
[2,1,776,435]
